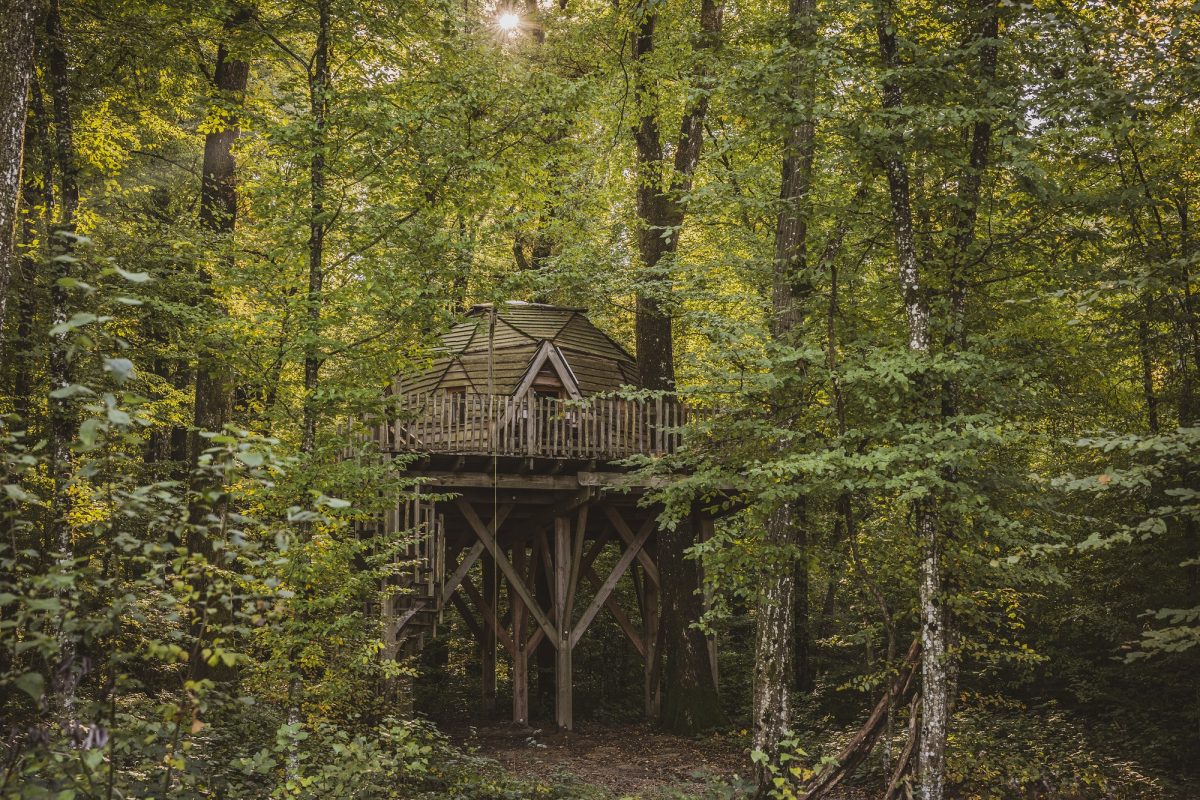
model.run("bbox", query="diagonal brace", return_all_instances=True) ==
[457,498,557,643]
[571,518,654,648]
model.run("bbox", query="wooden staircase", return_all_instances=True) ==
[381,496,447,659]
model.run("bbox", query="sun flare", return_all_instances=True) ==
[496,11,521,32]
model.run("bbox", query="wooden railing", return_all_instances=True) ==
[366,391,687,460]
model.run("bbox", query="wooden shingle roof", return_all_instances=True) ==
[400,302,638,396]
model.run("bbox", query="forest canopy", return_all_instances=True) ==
[0,0,1197,798]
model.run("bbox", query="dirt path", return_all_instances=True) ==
[451,721,753,798]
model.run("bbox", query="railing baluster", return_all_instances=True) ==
[377,389,689,461]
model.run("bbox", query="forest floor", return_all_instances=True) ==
[450,721,757,799]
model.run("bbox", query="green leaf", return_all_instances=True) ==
[14,671,44,701]
[3,484,35,503]
[49,384,95,399]
[114,266,151,283]
[49,312,98,336]
[317,495,352,509]
[236,451,265,468]
[79,418,104,447]
[103,358,136,384]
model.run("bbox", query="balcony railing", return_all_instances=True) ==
[364,391,687,460]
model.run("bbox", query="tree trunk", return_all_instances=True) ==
[630,0,726,735]
[752,0,818,787]
[187,6,251,684]
[0,0,37,343]
[873,2,945,797]
[302,0,330,455]
[191,8,249,464]
[45,0,82,740]
[752,503,801,789]
[11,76,50,418]
[535,554,555,716]
[191,8,250,450]
[658,513,725,734]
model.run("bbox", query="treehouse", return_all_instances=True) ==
[358,302,715,731]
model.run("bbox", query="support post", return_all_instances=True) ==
[510,542,529,727]
[554,516,573,731]
[481,552,497,713]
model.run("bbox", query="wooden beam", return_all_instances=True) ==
[510,542,529,726]
[570,518,654,648]
[394,603,425,637]
[522,487,596,540]
[440,540,484,605]
[411,470,663,491]
[604,505,660,587]
[564,503,589,624]
[526,623,546,652]
[555,516,573,730]
[481,553,497,712]
[448,591,481,640]
[461,575,516,656]
[456,498,556,643]
[537,528,554,595]
[582,561,644,658]
[578,471,672,490]
[439,503,510,606]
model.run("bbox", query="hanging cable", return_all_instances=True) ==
[488,304,499,680]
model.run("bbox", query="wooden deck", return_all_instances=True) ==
[367,391,687,460]
[347,389,713,730]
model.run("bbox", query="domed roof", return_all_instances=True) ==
[400,302,638,396]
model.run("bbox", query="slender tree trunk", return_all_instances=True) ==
[302,0,330,455]
[873,2,945,797]
[752,503,801,790]
[0,0,37,343]
[511,2,557,304]
[45,0,83,740]
[11,77,51,417]
[937,0,1000,750]
[872,1,1000,796]
[630,0,726,734]
[752,0,818,788]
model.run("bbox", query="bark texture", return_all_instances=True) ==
[752,503,801,790]
[192,7,250,465]
[631,0,722,390]
[873,2,944,798]
[45,0,83,739]
[302,0,330,454]
[658,515,725,734]
[872,2,1001,797]
[630,0,726,734]
[752,0,818,788]
[188,6,251,683]
[0,0,37,342]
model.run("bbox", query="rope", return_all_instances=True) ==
[488,305,499,669]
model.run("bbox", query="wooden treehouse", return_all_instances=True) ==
[359,302,715,731]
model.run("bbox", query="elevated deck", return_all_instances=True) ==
[352,389,710,730]
[368,390,687,461]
